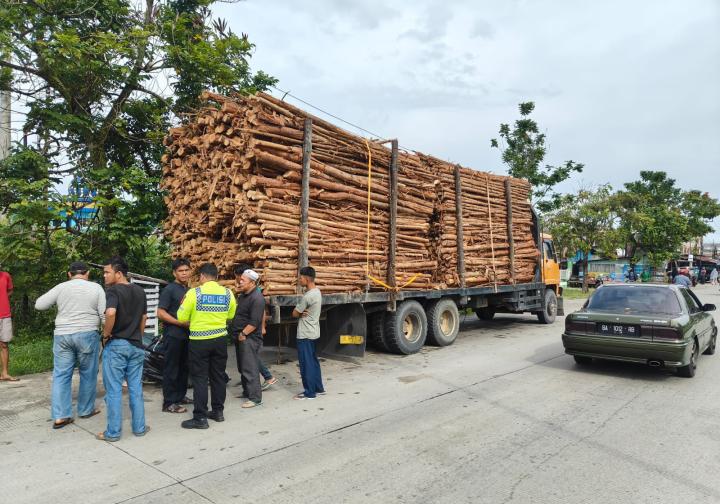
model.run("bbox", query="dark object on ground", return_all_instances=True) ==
[142,335,165,384]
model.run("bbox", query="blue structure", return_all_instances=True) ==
[60,178,98,229]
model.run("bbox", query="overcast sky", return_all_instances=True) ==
[214,0,720,241]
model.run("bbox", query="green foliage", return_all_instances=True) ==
[0,0,275,258]
[612,171,720,266]
[0,1,275,357]
[8,338,54,376]
[546,185,620,291]
[491,102,583,213]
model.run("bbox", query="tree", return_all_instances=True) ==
[0,0,275,256]
[546,185,619,292]
[0,0,275,338]
[613,171,720,266]
[491,102,583,213]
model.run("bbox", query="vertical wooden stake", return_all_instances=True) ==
[505,178,516,284]
[454,166,466,288]
[298,118,312,293]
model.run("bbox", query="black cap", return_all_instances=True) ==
[69,261,89,274]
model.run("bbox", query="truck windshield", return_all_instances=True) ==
[585,287,682,315]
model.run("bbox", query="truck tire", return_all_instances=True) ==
[536,289,558,324]
[384,300,427,355]
[426,299,460,346]
[475,307,495,321]
[367,312,390,352]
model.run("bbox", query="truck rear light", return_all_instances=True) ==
[653,327,682,341]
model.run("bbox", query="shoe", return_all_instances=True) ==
[163,404,187,414]
[317,390,326,395]
[241,400,261,409]
[261,378,277,391]
[207,411,225,422]
[181,418,209,429]
[293,393,316,400]
[180,396,193,405]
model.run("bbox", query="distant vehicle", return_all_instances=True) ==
[567,272,603,289]
[562,284,717,377]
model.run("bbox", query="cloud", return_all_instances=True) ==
[470,18,495,39]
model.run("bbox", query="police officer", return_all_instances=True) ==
[177,263,236,429]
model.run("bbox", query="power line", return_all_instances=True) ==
[270,85,417,153]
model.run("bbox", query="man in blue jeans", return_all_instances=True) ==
[35,261,106,429]
[292,266,325,400]
[97,256,149,441]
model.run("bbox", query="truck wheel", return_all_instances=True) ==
[536,289,557,324]
[475,307,495,321]
[426,299,460,346]
[384,300,427,355]
[367,312,390,352]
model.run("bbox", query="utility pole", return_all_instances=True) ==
[0,54,10,161]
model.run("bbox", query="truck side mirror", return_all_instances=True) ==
[703,304,716,312]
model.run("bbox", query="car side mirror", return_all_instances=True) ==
[703,304,716,312]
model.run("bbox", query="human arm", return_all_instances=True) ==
[292,295,309,318]
[238,295,263,341]
[97,285,106,323]
[158,285,190,328]
[103,288,118,340]
[34,284,61,311]
[176,289,195,325]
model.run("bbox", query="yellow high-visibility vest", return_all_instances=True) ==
[177,281,237,340]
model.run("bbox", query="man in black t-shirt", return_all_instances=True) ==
[97,256,149,442]
[158,258,192,413]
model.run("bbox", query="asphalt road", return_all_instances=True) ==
[2,284,720,504]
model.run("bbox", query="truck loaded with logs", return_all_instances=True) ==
[161,91,564,358]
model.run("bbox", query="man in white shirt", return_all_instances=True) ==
[36,261,106,429]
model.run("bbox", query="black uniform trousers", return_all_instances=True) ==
[189,337,228,420]
[239,336,262,403]
[162,336,189,408]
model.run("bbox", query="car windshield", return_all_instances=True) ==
[585,286,683,315]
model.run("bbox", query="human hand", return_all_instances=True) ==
[301,310,309,318]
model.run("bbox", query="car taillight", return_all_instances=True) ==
[653,327,682,341]
[565,319,591,334]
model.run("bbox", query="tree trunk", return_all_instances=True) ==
[581,255,589,293]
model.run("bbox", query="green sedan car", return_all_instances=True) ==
[562,284,717,377]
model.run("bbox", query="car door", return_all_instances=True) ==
[679,288,709,350]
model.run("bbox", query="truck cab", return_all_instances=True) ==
[541,233,561,294]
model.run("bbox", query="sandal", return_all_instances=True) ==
[52,418,74,429]
[162,404,187,414]
[95,432,120,442]
[134,425,151,437]
[0,376,20,382]
[79,409,101,419]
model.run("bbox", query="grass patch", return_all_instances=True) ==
[9,338,54,376]
[562,287,591,300]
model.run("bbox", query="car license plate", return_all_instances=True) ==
[597,323,640,336]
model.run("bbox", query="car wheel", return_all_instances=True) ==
[573,355,593,365]
[677,340,699,378]
[426,299,460,346]
[703,329,717,355]
[475,307,495,321]
[536,289,558,324]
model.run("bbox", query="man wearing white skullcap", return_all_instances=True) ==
[230,269,266,408]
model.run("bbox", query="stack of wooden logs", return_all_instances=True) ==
[161,92,538,295]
